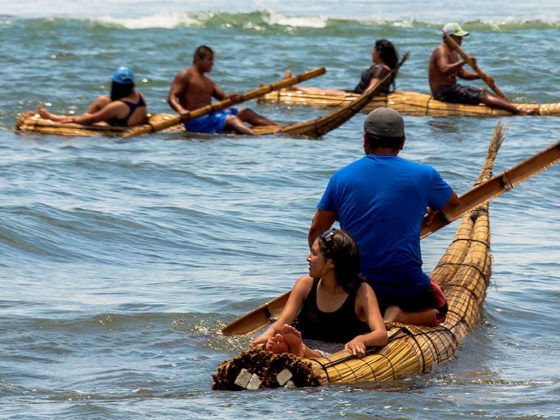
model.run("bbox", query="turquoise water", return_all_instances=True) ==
[1,2,559,418]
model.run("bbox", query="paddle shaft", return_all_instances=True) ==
[123,67,326,138]
[276,52,410,138]
[222,140,560,336]
[443,34,509,100]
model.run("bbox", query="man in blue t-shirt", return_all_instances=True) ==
[308,108,460,326]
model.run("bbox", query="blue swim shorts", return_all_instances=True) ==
[433,84,482,105]
[184,108,238,133]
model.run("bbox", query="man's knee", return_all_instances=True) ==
[236,108,252,119]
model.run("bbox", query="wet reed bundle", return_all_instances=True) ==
[14,112,183,137]
[212,125,504,390]
[259,90,560,117]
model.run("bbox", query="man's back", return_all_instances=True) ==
[318,154,453,297]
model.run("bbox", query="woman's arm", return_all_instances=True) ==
[250,275,313,347]
[344,283,388,357]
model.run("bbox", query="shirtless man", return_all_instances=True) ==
[168,45,279,135]
[429,23,535,115]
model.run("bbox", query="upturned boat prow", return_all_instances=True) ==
[212,124,505,390]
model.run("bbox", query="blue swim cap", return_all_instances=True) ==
[111,66,134,84]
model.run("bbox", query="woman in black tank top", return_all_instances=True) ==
[37,66,147,128]
[251,229,387,358]
[284,38,399,98]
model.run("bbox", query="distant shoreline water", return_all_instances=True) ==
[2,13,560,31]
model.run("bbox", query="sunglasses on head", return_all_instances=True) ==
[320,228,337,257]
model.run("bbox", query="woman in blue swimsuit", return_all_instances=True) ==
[38,66,147,127]
[251,229,388,358]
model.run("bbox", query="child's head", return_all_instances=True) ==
[318,228,362,292]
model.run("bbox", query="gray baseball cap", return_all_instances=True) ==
[363,108,404,138]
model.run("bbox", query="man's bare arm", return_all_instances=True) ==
[167,70,190,119]
[212,80,244,103]
[212,80,228,101]
[442,191,460,213]
[435,45,467,76]
[308,210,337,249]
[423,191,460,226]
[458,67,480,80]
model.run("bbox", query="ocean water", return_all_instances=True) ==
[1,1,559,418]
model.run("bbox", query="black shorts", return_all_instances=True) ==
[433,84,482,105]
[379,279,448,324]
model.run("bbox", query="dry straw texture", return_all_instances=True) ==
[260,90,560,117]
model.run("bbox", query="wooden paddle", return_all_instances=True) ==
[421,139,559,236]
[222,139,560,336]
[443,33,509,100]
[123,67,326,138]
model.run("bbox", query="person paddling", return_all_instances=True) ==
[428,23,538,115]
[167,45,280,135]
[251,229,388,358]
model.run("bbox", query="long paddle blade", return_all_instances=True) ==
[421,139,560,238]
[222,139,560,336]
[443,34,509,100]
[123,67,326,138]
[221,292,291,336]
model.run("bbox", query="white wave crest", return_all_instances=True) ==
[263,12,328,28]
[98,11,200,29]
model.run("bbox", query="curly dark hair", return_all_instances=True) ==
[317,228,364,293]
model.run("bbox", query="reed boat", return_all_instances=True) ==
[212,128,560,390]
[14,112,183,138]
[259,89,560,117]
[13,83,380,139]
[13,84,372,138]
[14,56,410,139]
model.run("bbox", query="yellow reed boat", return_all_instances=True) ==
[212,127,560,390]
[14,57,411,139]
[13,80,384,139]
[259,89,560,117]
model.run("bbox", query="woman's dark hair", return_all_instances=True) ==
[375,39,399,91]
[375,39,399,70]
[110,81,134,101]
[318,229,364,293]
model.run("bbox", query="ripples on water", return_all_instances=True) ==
[1,7,559,418]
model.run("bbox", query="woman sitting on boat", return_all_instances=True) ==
[251,228,388,358]
[286,39,399,96]
[37,66,148,127]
